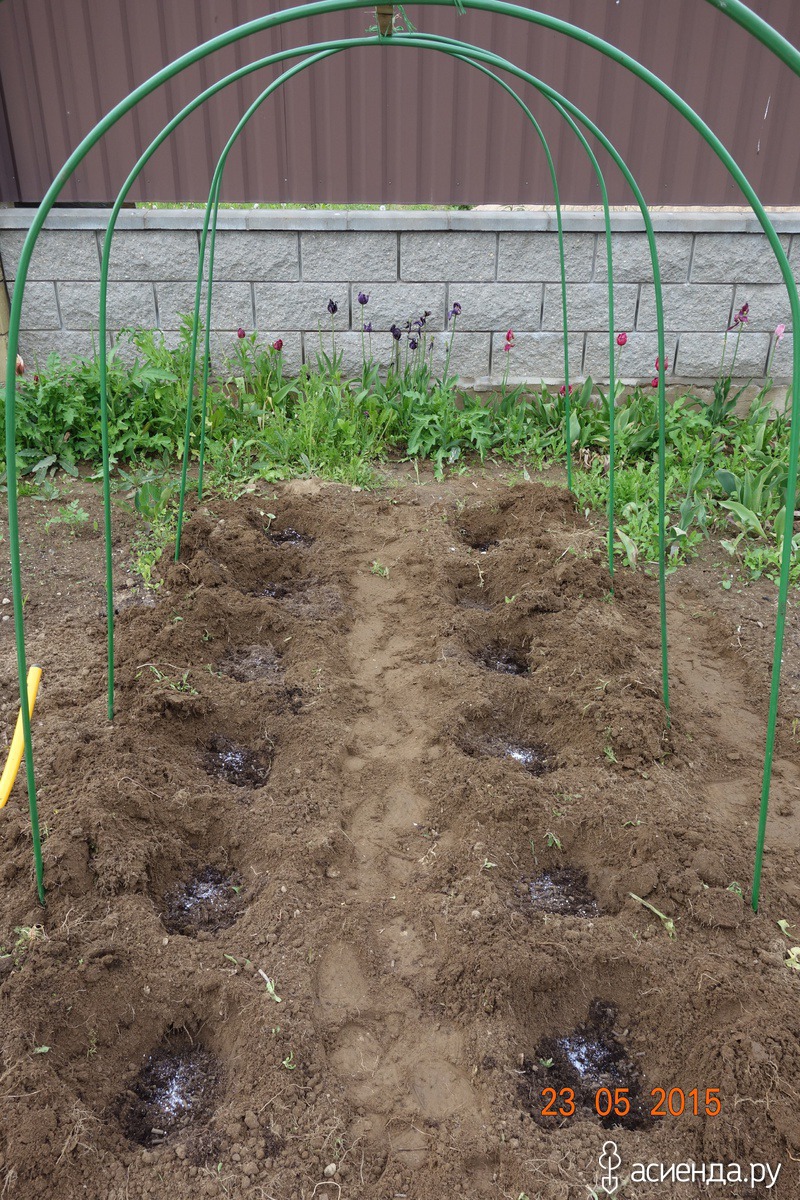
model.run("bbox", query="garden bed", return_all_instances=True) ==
[0,467,799,1199]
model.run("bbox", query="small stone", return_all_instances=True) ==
[244,1111,259,1130]
[471,909,481,919]
[325,866,340,879]
[323,1163,337,1178]
[1,598,9,605]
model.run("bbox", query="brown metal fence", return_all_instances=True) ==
[1,0,800,207]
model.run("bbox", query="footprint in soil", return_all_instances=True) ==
[203,736,272,787]
[117,1042,221,1147]
[526,868,599,917]
[162,866,244,935]
[520,999,650,1131]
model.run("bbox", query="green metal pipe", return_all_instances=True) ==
[190,50,626,509]
[5,1,796,913]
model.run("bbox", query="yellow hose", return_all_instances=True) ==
[0,666,42,810]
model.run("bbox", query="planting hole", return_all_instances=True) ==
[475,644,529,675]
[221,644,282,683]
[527,869,599,917]
[521,1000,650,1131]
[502,742,549,775]
[118,1042,221,1146]
[461,732,552,775]
[267,527,313,547]
[203,736,271,787]
[162,867,244,936]
[257,582,290,600]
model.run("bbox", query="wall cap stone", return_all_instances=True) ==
[3,206,800,235]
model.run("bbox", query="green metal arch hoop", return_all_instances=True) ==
[4,1,797,911]
[187,45,624,534]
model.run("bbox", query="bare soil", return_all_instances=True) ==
[1,466,799,1199]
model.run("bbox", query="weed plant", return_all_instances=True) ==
[5,311,798,586]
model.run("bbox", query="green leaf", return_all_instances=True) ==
[616,528,638,569]
[720,500,766,539]
[716,468,739,496]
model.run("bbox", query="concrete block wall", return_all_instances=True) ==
[0,207,797,387]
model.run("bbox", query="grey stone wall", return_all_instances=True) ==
[0,207,797,386]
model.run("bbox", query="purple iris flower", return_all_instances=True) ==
[327,299,338,315]
[390,324,402,341]
[357,291,370,306]
[363,321,373,334]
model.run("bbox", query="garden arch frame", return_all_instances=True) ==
[3,0,798,911]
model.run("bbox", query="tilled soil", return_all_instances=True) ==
[0,469,799,1200]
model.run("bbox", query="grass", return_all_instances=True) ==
[5,315,799,590]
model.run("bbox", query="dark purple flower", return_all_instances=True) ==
[357,291,370,306]
[327,299,338,315]
[363,321,373,334]
[237,327,246,339]
[409,338,418,350]
[448,302,462,322]
[727,301,750,332]
[390,324,402,341]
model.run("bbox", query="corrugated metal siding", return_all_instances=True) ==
[1,0,800,206]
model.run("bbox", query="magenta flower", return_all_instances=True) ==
[616,332,628,347]
[504,329,515,352]
[651,377,659,388]
[775,323,786,342]
[272,339,283,352]
[237,327,246,339]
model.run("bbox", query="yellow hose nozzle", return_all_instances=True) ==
[0,666,42,810]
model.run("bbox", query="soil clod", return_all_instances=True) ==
[162,866,244,935]
[118,1042,221,1147]
[527,869,599,917]
[521,1000,649,1130]
[203,736,271,787]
